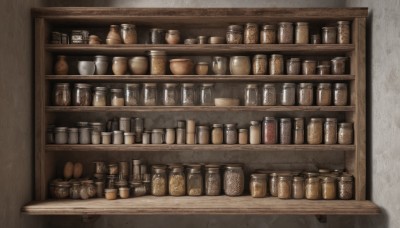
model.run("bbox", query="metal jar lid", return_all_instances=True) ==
[262,24,276,30]
[246,83,258,88]
[125,83,139,89]
[95,86,108,91]
[227,24,243,31]
[112,56,127,61]
[322,26,336,31]
[54,127,68,132]
[251,173,267,179]
[334,83,347,89]
[263,83,275,88]
[212,123,223,128]
[238,128,248,133]
[68,127,79,132]
[337,21,350,25]
[282,82,296,88]
[317,83,331,89]
[74,83,91,88]
[148,50,166,56]
[250,121,260,126]
[110,88,123,93]
[298,83,313,88]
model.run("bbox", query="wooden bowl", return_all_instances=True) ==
[169,58,194,75]
[214,98,240,106]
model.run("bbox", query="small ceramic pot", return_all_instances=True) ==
[195,62,209,75]
[165,30,180,44]
[112,57,128,75]
[169,59,194,75]
[54,55,68,75]
[229,56,251,75]
[77,61,95,75]
[94,55,108,75]
[106,25,122,44]
[89,35,101,45]
[129,56,148,75]
[198,36,208,44]
[212,56,227,75]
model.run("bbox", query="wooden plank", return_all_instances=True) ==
[22,197,379,215]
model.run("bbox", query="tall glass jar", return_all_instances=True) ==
[165,128,175,144]
[224,165,244,196]
[148,50,167,75]
[337,21,350,44]
[280,118,292,144]
[168,166,186,196]
[297,83,314,106]
[244,84,259,106]
[278,22,293,44]
[249,121,261,144]
[262,117,277,144]
[92,86,107,106]
[125,83,139,106]
[197,126,210,144]
[269,173,279,197]
[260,24,277,44]
[199,83,214,106]
[292,176,305,199]
[211,124,224,144]
[316,83,332,106]
[162,83,178,106]
[278,175,292,199]
[55,127,68,144]
[286,58,301,75]
[205,167,221,196]
[151,166,167,196]
[244,23,259,44]
[305,177,321,200]
[252,54,267,75]
[67,128,78,144]
[281,83,296,106]
[226,25,243,44]
[293,118,304,144]
[262,83,277,106]
[181,83,196,106]
[73,83,91,106]
[70,181,81,199]
[142,83,157,106]
[295,22,309,44]
[324,118,338,144]
[321,176,337,200]
[338,123,353,144]
[53,83,71,106]
[120,24,137,44]
[307,118,323,144]
[110,88,124,106]
[338,175,353,200]
[250,173,267,198]
[224,123,237,144]
[334,83,348,106]
[322,27,337,44]
[187,166,203,196]
[79,127,91,144]
[269,54,284,75]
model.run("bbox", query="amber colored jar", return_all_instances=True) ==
[165,30,181,44]
[297,83,314,106]
[250,174,267,198]
[322,27,337,44]
[211,124,224,145]
[269,54,284,75]
[338,123,353,144]
[292,176,305,199]
[106,25,122,44]
[302,60,317,75]
[262,117,278,144]
[316,83,332,106]
[338,175,353,200]
[278,175,292,199]
[293,118,304,144]
[324,118,337,144]
[238,129,248,145]
[286,58,301,75]
[279,118,292,144]
[307,118,323,144]
[226,25,243,44]
[244,23,259,44]
[54,55,68,75]
[334,83,348,106]
[305,177,321,200]
[321,176,337,200]
[295,22,309,44]
[337,21,351,44]
[169,166,186,196]
[252,54,267,75]
[260,24,277,44]
[278,22,293,44]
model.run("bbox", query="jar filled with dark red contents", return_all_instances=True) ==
[262,117,278,144]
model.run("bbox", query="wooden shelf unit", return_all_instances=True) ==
[27,7,378,216]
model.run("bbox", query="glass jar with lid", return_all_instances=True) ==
[250,173,267,198]
[295,22,309,44]
[262,117,277,144]
[278,175,292,199]
[244,83,259,106]
[150,28,166,44]
[165,128,175,144]
[269,172,279,197]
[53,83,71,106]
[112,130,123,144]
[305,177,321,200]
[54,182,71,199]
[162,83,178,106]
[338,175,353,199]
[142,83,157,106]
[70,181,81,199]
[316,83,332,106]
[211,124,224,144]
[292,176,305,199]
[92,86,107,106]
[224,165,244,196]
[322,27,337,44]
[181,83,196,106]
[281,83,296,106]
[321,176,337,200]
[226,25,243,44]
[252,54,267,75]
[238,129,248,144]
[293,118,304,144]
[73,83,91,106]
[151,165,167,196]
[125,83,139,106]
[260,24,276,44]
[187,166,203,196]
[168,166,186,196]
[224,123,237,144]
[120,24,137,44]
[324,118,338,144]
[297,83,314,106]
[244,23,259,44]
[269,54,284,75]
[278,22,293,44]
[279,118,292,144]
[249,121,261,144]
[205,167,221,196]
[262,83,277,106]
[79,127,91,144]
[197,126,210,144]
[337,21,350,44]
[151,129,164,144]
[338,123,353,144]
[334,83,348,106]
[307,118,323,144]
[110,88,124,106]
[54,127,68,144]
[199,83,214,106]
[302,60,317,75]
[286,58,301,75]
[331,57,347,75]
[148,50,167,75]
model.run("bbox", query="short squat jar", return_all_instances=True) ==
[317,65,331,75]
[252,54,267,75]
[305,177,321,200]
[73,83,91,106]
[262,117,278,144]
[269,54,284,75]
[112,57,128,75]
[295,22,309,44]
[302,60,317,75]
[226,25,243,44]
[286,58,301,75]
[142,83,157,106]
[55,127,68,144]
[148,50,167,75]
[280,83,296,106]
[278,175,292,199]
[324,118,338,144]
[316,83,332,106]
[307,118,323,144]
[297,83,314,106]
[262,83,277,106]
[151,129,164,144]
[260,24,277,44]
[244,84,259,106]
[150,28,166,44]
[338,175,353,200]
[321,176,337,200]
[338,123,353,144]
[53,83,71,106]
[250,173,267,198]
[337,21,351,44]
[322,27,337,44]
[230,56,251,75]
[244,23,259,44]
[224,124,238,144]
[278,22,293,44]
[334,83,348,106]
[224,165,244,196]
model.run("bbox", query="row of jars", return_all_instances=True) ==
[54,54,347,76]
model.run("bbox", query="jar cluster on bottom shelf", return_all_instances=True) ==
[50,161,354,200]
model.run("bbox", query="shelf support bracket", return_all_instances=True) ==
[81,215,100,223]
[316,215,327,223]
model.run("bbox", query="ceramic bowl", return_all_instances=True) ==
[214,98,240,106]
[170,59,194,75]
[78,61,95,75]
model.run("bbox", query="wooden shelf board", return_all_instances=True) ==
[45,144,355,152]
[46,75,355,82]
[22,196,379,215]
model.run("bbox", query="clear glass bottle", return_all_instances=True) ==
[226,25,243,44]
[162,83,178,106]
[262,83,277,106]
[316,83,332,106]
[286,58,301,75]
[244,83,259,106]
[92,86,107,106]
[181,83,196,106]
[278,22,293,44]
[281,83,296,106]
[205,167,221,196]
[337,21,350,44]
[322,27,337,44]
[197,126,210,144]
[338,175,353,200]
[125,83,139,106]
[293,118,304,144]
[269,54,284,75]
[321,176,337,200]
[260,24,276,44]
[292,176,305,199]
[338,123,353,144]
[212,124,224,144]
[334,83,348,106]
[151,166,167,196]
[224,165,244,196]
[142,83,157,106]
[224,123,237,144]
[244,23,259,44]
[295,22,309,44]
[252,54,267,75]
[305,177,321,200]
[249,121,261,144]
[110,88,124,106]
[169,166,186,196]
[324,118,338,144]
[148,50,167,75]
[278,175,292,199]
[187,166,203,196]
[250,173,267,198]
[199,83,214,106]
[280,118,292,144]
[297,83,314,106]
[262,117,278,144]
[73,83,91,106]
[307,118,323,144]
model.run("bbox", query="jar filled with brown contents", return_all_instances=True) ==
[224,165,244,196]
[317,65,331,75]
[269,54,284,75]
[92,86,107,106]
[337,21,351,44]
[278,22,293,44]
[226,25,243,44]
[142,83,157,106]
[262,83,277,106]
[322,27,337,44]
[307,118,323,144]
[125,83,139,106]
[238,129,248,144]
[197,126,210,144]
[150,28,166,44]
[244,83,259,106]
[281,83,296,106]
[205,167,221,196]
[302,60,317,75]
[297,83,314,106]
[244,23,259,44]
[211,124,223,144]
[334,83,348,106]
[305,177,321,200]
[338,175,353,199]
[187,166,203,196]
[278,175,292,199]
[110,88,124,106]
[295,22,309,44]
[269,172,278,197]
[224,123,238,144]
[120,24,137,44]
[286,58,301,75]
[73,83,91,106]
[263,117,278,144]
[53,83,71,106]
[293,118,304,144]
[316,83,332,106]
[331,57,347,75]
[151,165,167,196]
[280,118,292,144]
[162,83,178,106]
[338,123,353,144]
[260,24,277,44]
[292,176,305,199]
[169,166,186,196]
[252,54,267,75]
[324,118,338,144]
[148,50,166,75]
[321,176,337,200]
[249,121,261,144]
[250,173,267,198]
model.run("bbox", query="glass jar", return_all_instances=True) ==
[286,58,301,75]
[162,83,178,106]
[91,130,101,144]
[311,34,321,44]
[176,127,186,145]
[338,175,353,200]
[269,54,284,75]
[281,83,296,106]
[211,124,224,144]
[187,166,203,196]
[79,127,90,144]
[197,126,210,144]
[244,84,259,106]
[338,123,353,144]
[322,27,337,44]
[169,166,186,196]
[142,83,157,106]
[54,182,71,199]
[321,176,337,200]
[150,28,166,44]
[151,166,167,196]
[224,165,244,196]
[119,117,131,133]
[269,173,278,197]
[307,118,323,144]
[70,181,81,199]
[278,22,293,44]
[54,127,68,144]
[262,117,278,144]
[224,123,237,144]
[92,87,107,106]
[181,83,195,106]
[305,177,321,200]
[280,118,292,144]
[337,21,350,44]
[151,129,164,144]
[205,167,221,196]
[125,83,139,106]
[334,83,348,106]
[148,50,167,75]
[165,128,175,144]
[317,65,331,75]
[82,180,97,199]
[110,88,124,106]
[72,83,91,106]
[252,54,267,75]
[293,118,304,144]
[249,121,261,144]
[53,83,71,106]
[101,132,112,144]
[295,22,309,44]
[316,83,332,106]
[199,83,214,106]
[120,24,137,44]
[297,83,314,106]
[262,83,277,106]
[142,131,151,144]
[250,173,267,198]
[302,60,317,75]
[112,130,123,144]
[324,118,337,144]
[278,175,292,199]
[244,23,259,44]
[331,57,347,75]
[260,24,276,44]
[90,122,104,133]
[238,129,248,144]
[226,25,243,44]
[292,176,305,199]
[67,128,78,144]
